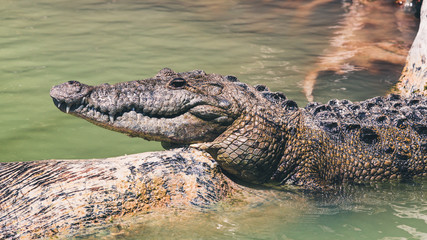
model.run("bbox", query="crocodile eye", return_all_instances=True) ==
[168,78,187,89]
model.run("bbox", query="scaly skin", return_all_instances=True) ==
[50,68,427,188]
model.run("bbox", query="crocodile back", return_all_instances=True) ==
[303,94,427,142]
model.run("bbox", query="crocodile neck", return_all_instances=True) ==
[201,99,303,183]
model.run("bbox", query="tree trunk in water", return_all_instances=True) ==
[0,149,238,239]
[396,0,427,96]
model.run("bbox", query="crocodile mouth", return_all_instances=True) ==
[51,96,234,143]
[52,97,200,122]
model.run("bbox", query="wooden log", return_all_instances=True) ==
[0,148,238,239]
[396,0,427,96]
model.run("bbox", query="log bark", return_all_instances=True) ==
[0,148,239,239]
[396,0,427,96]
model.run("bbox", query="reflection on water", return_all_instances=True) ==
[302,0,418,102]
[0,0,424,239]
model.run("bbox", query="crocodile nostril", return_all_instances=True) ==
[68,80,79,84]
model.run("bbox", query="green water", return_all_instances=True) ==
[79,184,427,240]
[0,0,425,239]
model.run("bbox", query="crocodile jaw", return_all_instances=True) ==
[71,105,227,143]
[50,80,232,144]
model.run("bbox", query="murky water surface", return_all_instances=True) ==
[0,0,425,239]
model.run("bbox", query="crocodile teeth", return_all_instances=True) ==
[57,102,62,108]
[109,115,114,123]
[81,97,86,105]
[66,105,70,114]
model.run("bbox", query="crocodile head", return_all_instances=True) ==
[50,68,299,183]
[50,68,243,145]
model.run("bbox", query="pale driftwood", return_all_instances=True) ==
[396,0,427,96]
[0,148,239,239]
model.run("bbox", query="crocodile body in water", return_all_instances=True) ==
[50,68,427,189]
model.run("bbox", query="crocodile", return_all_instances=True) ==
[50,68,427,189]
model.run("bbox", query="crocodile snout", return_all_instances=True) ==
[50,81,93,113]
